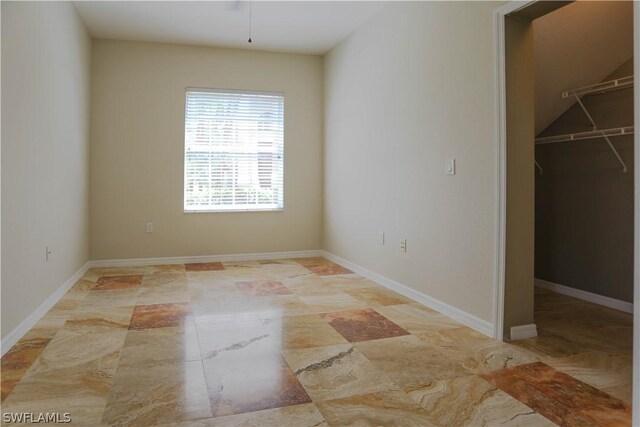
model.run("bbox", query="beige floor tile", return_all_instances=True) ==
[344,286,413,307]
[544,351,633,404]
[299,292,368,313]
[119,323,201,367]
[315,389,437,426]
[355,335,473,388]
[101,360,211,425]
[405,375,555,426]
[415,327,538,373]
[203,351,311,417]
[374,303,463,334]
[282,344,393,401]
[263,315,349,350]
[4,349,121,412]
[209,403,327,427]
[64,305,134,331]
[79,289,141,309]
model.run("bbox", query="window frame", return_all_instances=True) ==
[182,87,285,214]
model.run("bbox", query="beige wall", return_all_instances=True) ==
[323,1,502,324]
[1,2,91,338]
[90,40,323,260]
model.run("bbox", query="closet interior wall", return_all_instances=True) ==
[535,58,634,303]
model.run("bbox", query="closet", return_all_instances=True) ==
[531,0,634,368]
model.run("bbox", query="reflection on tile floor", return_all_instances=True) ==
[0,258,633,426]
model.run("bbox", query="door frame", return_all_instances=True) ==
[493,2,639,424]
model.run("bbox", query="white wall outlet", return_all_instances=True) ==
[400,239,407,252]
[379,232,385,245]
[146,222,154,233]
[446,158,456,175]
[45,246,52,261]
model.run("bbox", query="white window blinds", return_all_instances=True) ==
[184,88,284,212]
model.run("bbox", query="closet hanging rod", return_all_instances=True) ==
[562,75,633,98]
[535,126,634,145]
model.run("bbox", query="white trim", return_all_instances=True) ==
[88,250,322,268]
[535,278,634,314]
[0,262,90,356]
[495,0,537,16]
[493,6,507,342]
[321,251,494,337]
[510,324,538,340]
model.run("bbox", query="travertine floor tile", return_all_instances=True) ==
[374,303,462,334]
[405,374,555,426]
[415,326,537,373]
[195,313,276,360]
[129,302,192,330]
[544,351,634,404]
[355,335,473,388]
[102,360,211,425]
[482,362,631,426]
[282,344,393,401]
[80,289,141,309]
[299,292,368,313]
[185,262,225,271]
[236,279,292,296]
[203,351,311,417]
[263,315,349,349]
[1,337,52,402]
[321,309,410,343]
[209,403,327,427]
[315,389,437,426]
[93,274,144,290]
[344,286,413,307]
[119,323,201,367]
[4,349,121,424]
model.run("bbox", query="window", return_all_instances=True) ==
[184,88,284,212]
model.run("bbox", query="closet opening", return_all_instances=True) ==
[495,1,638,424]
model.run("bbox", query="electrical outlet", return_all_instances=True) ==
[146,222,154,233]
[379,232,385,245]
[400,239,407,252]
[45,246,52,261]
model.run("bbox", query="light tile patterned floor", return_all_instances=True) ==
[0,258,633,426]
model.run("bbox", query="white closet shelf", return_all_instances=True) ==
[536,76,633,174]
[562,75,633,98]
[535,126,634,145]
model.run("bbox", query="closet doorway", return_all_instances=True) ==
[495,1,638,425]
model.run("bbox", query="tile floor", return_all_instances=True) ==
[0,257,633,426]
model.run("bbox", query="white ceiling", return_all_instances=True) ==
[73,1,386,55]
[533,1,633,134]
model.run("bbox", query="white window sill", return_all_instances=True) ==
[184,208,284,213]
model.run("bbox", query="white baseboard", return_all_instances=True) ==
[321,250,494,337]
[1,262,91,356]
[89,250,322,268]
[535,278,633,314]
[510,323,538,340]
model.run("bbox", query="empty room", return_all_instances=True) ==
[1,1,638,426]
